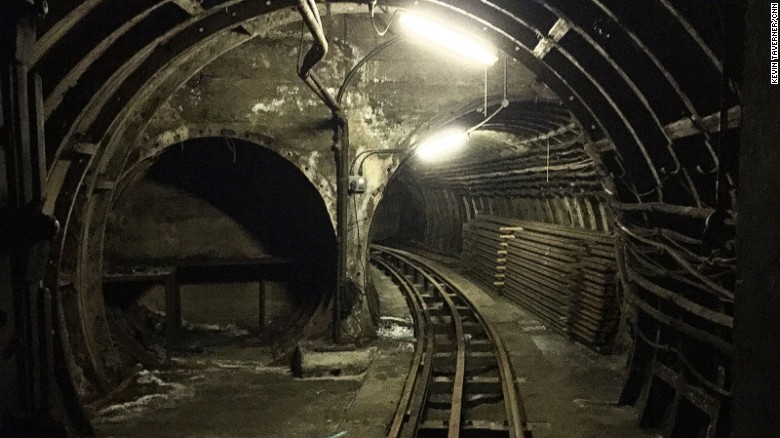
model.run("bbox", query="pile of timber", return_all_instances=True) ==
[460,215,619,352]
[460,218,522,289]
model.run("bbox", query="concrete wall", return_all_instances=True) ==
[137,281,292,329]
[105,178,267,265]
[104,178,291,328]
[133,14,543,340]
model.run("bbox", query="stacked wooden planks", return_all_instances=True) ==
[460,215,619,352]
[460,217,523,290]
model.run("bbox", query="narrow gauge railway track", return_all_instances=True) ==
[371,245,532,438]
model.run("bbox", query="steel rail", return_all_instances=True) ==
[374,255,435,438]
[406,251,531,437]
[379,247,466,437]
[372,245,530,438]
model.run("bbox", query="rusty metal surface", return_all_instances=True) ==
[376,256,433,438]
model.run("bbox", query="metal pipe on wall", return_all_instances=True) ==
[296,0,348,343]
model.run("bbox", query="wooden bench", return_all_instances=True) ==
[103,257,294,341]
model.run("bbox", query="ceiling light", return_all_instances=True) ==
[416,128,469,160]
[399,12,499,66]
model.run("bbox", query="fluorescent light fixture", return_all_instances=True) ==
[416,128,469,160]
[400,12,499,66]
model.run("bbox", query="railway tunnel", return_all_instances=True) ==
[1,0,778,437]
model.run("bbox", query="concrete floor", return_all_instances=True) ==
[93,256,656,438]
[93,266,414,438]
[400,252,658,438]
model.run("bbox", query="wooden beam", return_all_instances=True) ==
[664,106,742,139]
[587,138,615,153]
[533,19,571,59]
[170,0,264,37]
[71,141,98,155]
[93,178,115,192]
[169,0,205,16]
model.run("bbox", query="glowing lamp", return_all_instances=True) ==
[399,12,499,66]
[416,128,469,160]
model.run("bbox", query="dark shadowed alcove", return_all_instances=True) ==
[102,137,336,362]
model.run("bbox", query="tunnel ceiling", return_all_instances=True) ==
[37,0,742,247]
[402,101,589,192]
[376,98,609,254]
[396,100,601,214]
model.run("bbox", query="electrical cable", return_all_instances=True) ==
[352,195,367,281]
[626,224,722,263]
[628,241,734,295]
[620,221,733,300]
[503,52,508,97]
[224,137,237,164]
[307,0,323,28]
[297,20,305,73]
[468,55,509,134]
[634,326,732,397]
[337,35,405,104]
[484,66,488,117]
[368,1,400,37]
[546,137,550,184]
[625,240,722,295]
[355,149,406,176]
[712,0,728,210]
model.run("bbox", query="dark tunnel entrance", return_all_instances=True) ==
[102,137,336,363]
[369,174,426,247]
[369,93,736,436]
[369,100,623,350]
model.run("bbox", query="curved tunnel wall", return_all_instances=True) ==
[373,100,613,255]
[107,138,337,309]
[16,1,744,436]
[59,136,338,405]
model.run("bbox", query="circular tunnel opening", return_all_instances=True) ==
[370,99,622,348]
[371,99,611,247]
[101,137,336,361]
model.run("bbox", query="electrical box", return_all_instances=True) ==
[348,175,367,194]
